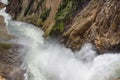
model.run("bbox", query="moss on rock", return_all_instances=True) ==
[40,8,51,22]
[0,43,12,51]
[49,0,84,36]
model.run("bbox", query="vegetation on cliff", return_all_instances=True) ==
[63,0,120,53]
[6,0,120,53]
[50,0,85,36]
[0,0,120,79]
[6,0,89,36]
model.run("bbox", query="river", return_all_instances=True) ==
[0,0,120,80]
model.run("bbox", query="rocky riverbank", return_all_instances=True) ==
[6,0,120,53]
[0,0,120,80]
[0,2,24,80]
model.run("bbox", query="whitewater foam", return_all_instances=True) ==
[0,0,8,5]
[0,7,11,25]
[6,21,120,80]
[0,1,120,79]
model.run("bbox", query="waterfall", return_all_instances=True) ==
[0,0,8,5]
[6,20,120,80]
[0,1,120,80]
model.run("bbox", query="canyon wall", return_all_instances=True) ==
[6,0,120,53]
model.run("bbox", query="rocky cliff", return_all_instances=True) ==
[6,0,89,36]
[0,0,120,79]
[0,3,24,80]
[6,0,120,53]
[63,0,120,53]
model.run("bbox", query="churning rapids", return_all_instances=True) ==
[0,1,120,80]
[7,21,120,80]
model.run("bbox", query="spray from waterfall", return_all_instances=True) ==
[0,1,120,80]
[6,20,120,80]
[0,0,8,5]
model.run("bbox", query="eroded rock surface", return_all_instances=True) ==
[6,0,89,36]
[0,13,24,80]
[0,16,14,41]
[0,2,5,9]
[63,0,120,53]
[6,0,120,53]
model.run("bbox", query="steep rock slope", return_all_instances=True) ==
[63,0,120,53]
[0,4,24,79]
[6,0,88,36]
[6,0,120,53]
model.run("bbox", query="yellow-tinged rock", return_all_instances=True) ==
[0,76,6,80]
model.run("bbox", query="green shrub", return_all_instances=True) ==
[40,8,51,22]
[50,20,64,36]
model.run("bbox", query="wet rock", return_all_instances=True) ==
[0,2,5,9]
[0,43,24,80]
[0,16,14,41]
[0,6,24,79]
[8,68,25,80]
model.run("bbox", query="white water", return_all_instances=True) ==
[0,0,8,5]
[6,21,120,80]
[0,1,120,80]
[0,7,11,24]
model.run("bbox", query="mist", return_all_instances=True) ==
[6,20,120,80]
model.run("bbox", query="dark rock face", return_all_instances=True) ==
[6,0,21,19]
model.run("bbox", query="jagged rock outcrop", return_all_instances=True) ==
[6,0,89,36]
[6,0,61,30]
[63,0,120,53]
[6,0,120,53]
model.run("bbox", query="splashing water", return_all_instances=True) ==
[0,7,11,24]
[5,20,120,80]
[0,0,8,5]
[0,3,120,79]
